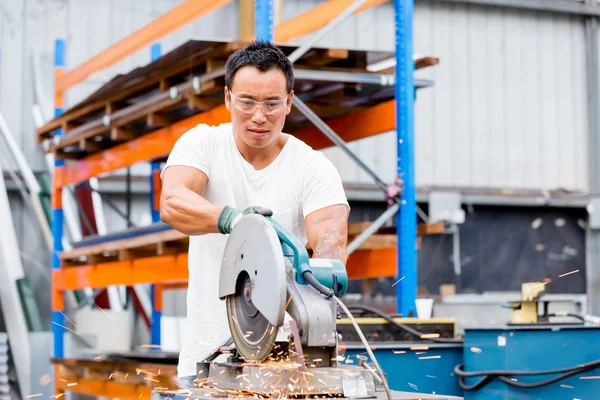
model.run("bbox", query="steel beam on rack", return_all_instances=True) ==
[51,247,391,305]
[428,0,600,16]
[55,0,233,92]
[52,67,226,150]
[54,101,397,188]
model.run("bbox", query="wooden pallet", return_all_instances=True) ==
[37,39,438,160]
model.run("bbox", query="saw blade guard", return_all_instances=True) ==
[218,214,287,328]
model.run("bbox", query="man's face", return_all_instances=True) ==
[225,66,293,149]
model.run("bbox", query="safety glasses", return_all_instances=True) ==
[228,91,288,115]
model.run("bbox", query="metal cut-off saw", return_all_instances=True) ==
[182,214,462,400]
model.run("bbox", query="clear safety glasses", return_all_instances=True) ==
[229,91,288,115]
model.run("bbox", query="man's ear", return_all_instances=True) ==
[286,90,294,114]
[224,87,231,111]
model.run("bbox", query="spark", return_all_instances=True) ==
[410,346,429,351]
[60,312,77,329]
[26,394,43,398]
[97,306,108,316]
[420,333,440,339]
[49,394,63,399]
[559,269,580,278]
[419,355,441,360]
[391,276,405,287]
[51,321,80,336]
[470,347,482,353]
[560,384,574,388]
[579,376,600,379]
[140,344,161,349]
[393,350,406,354]
[67,383,77,387]
[427,375,436,379]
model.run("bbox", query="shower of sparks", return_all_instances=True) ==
[391,276,405,287]
[559,269,580,278]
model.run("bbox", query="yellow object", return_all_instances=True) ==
[510,282,546,324]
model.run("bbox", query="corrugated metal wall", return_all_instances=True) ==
[0,0,589,189]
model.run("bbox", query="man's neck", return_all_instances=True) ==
[234,133,289,170]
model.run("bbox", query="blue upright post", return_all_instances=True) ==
[52,39,66,358]
[394,0,417,317]
[150,42,162,347]
[255,0,274,42]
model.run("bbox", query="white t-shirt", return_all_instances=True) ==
[161,122,349,378]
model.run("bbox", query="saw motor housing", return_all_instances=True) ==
[218,213,348,367]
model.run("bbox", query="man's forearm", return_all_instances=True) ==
[312,227,348,264]
[160,186,223,235]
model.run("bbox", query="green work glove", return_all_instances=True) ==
[216,205,273,234]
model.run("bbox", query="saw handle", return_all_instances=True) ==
[266,216,312,284]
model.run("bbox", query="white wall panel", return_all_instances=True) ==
[0,0,592,194]
[286,1,589,192]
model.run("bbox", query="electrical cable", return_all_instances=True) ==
[344,304,463,344]
[454,358,600,390]
[332,296,393,400]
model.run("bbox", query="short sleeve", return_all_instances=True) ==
[301,151,350,217]
[161,124,215,179]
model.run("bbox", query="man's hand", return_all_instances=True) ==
[305,204,349,264]
[217,205,273,234]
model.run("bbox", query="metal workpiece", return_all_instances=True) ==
[152,387,462,400]
[194,362,378,398]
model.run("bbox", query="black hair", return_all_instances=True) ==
[225,40,294,94]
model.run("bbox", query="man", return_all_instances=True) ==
[159,40,350,383]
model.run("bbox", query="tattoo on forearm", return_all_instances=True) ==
[312,228,346,262]
[311,205,347,225]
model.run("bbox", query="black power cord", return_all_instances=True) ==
[342,304,463,344]
[454,358,600,390]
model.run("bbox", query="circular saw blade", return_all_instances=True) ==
[226,273,278,361]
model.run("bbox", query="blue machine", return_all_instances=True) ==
[459,326,600,399]
[345,344,464,397]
